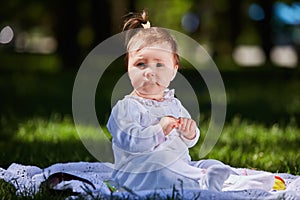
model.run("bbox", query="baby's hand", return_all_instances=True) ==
[159,116,179,136]
[177,117,196,140]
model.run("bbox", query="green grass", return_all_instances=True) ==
[0,115,299,199]
[0,115,98,169]
[191,116,300,174]
[2,115,299,174]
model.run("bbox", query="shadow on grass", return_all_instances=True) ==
[1,62,300,126]
[0,139,97,169]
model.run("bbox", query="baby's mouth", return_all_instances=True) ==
[146,82,160,87]
[145,79,159,85]
[144,78,165,87]
[154,81,164,87]
[155,81,168,87]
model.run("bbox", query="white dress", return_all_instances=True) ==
[107,89,206,191]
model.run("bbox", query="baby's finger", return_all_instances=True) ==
[165,122,179,135]
[187,119,196,132]
[178,117,183,125]
[184,119,194,133]
[179,118,188,132]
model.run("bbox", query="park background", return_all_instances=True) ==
[1,0,300,195]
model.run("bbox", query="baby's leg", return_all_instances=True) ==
[192,159,227,169]
[199,165,232,192]
[192,159,238,175]
[223,172,275,191]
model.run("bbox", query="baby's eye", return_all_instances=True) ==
[136,62,146,68]
[156,63,164,67]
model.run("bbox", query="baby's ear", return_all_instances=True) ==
[171,64,179,81]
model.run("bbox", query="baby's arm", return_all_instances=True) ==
[107,100,165,153]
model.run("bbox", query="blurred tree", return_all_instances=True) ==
[192,0,235,60]
[1,0,116,69]
[254,0,274,62]
[52,0,117,69]
[90,0,111,44]
[3,0,297,70]
[228,0,242,47]
[52,0,82,69]
[111,0,135,33]
[49,0,134,69]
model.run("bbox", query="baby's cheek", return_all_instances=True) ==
[157,68,174,85]
[129,70,142,84]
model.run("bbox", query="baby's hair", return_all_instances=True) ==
[123,10,148,31]
[122,10,179,67]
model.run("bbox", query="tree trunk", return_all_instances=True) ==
[256,1,274,62]
[90,0,111,45]
[228,0,242,47]
[53,0,82,69]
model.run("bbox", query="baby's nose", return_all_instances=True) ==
[145,70,155,79]
[144,67,156,80]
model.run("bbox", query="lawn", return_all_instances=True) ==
[0,114,299,199]
[0,56,300,198]
[1,114,299,173]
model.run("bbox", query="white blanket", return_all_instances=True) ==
[1,162,300,199]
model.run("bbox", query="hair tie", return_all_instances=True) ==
[142,21,151,29]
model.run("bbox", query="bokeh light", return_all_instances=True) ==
[270,46,298,68]
[248,3,265,21]
[15,31,57,54]
[232,45,266,66]
[0,26,14,44]
[181,12,199,33]
[274,2,300,25]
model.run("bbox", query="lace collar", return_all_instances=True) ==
[125,89,175,106]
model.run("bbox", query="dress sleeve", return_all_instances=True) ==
[179,103,200,148]
[107,99,165,153]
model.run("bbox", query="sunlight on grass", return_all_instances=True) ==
[2,114,299,175]
[15,115,78,142]
[191,116,300,174]
[14,114,110,143]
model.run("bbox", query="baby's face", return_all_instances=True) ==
[127,44,178,99]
